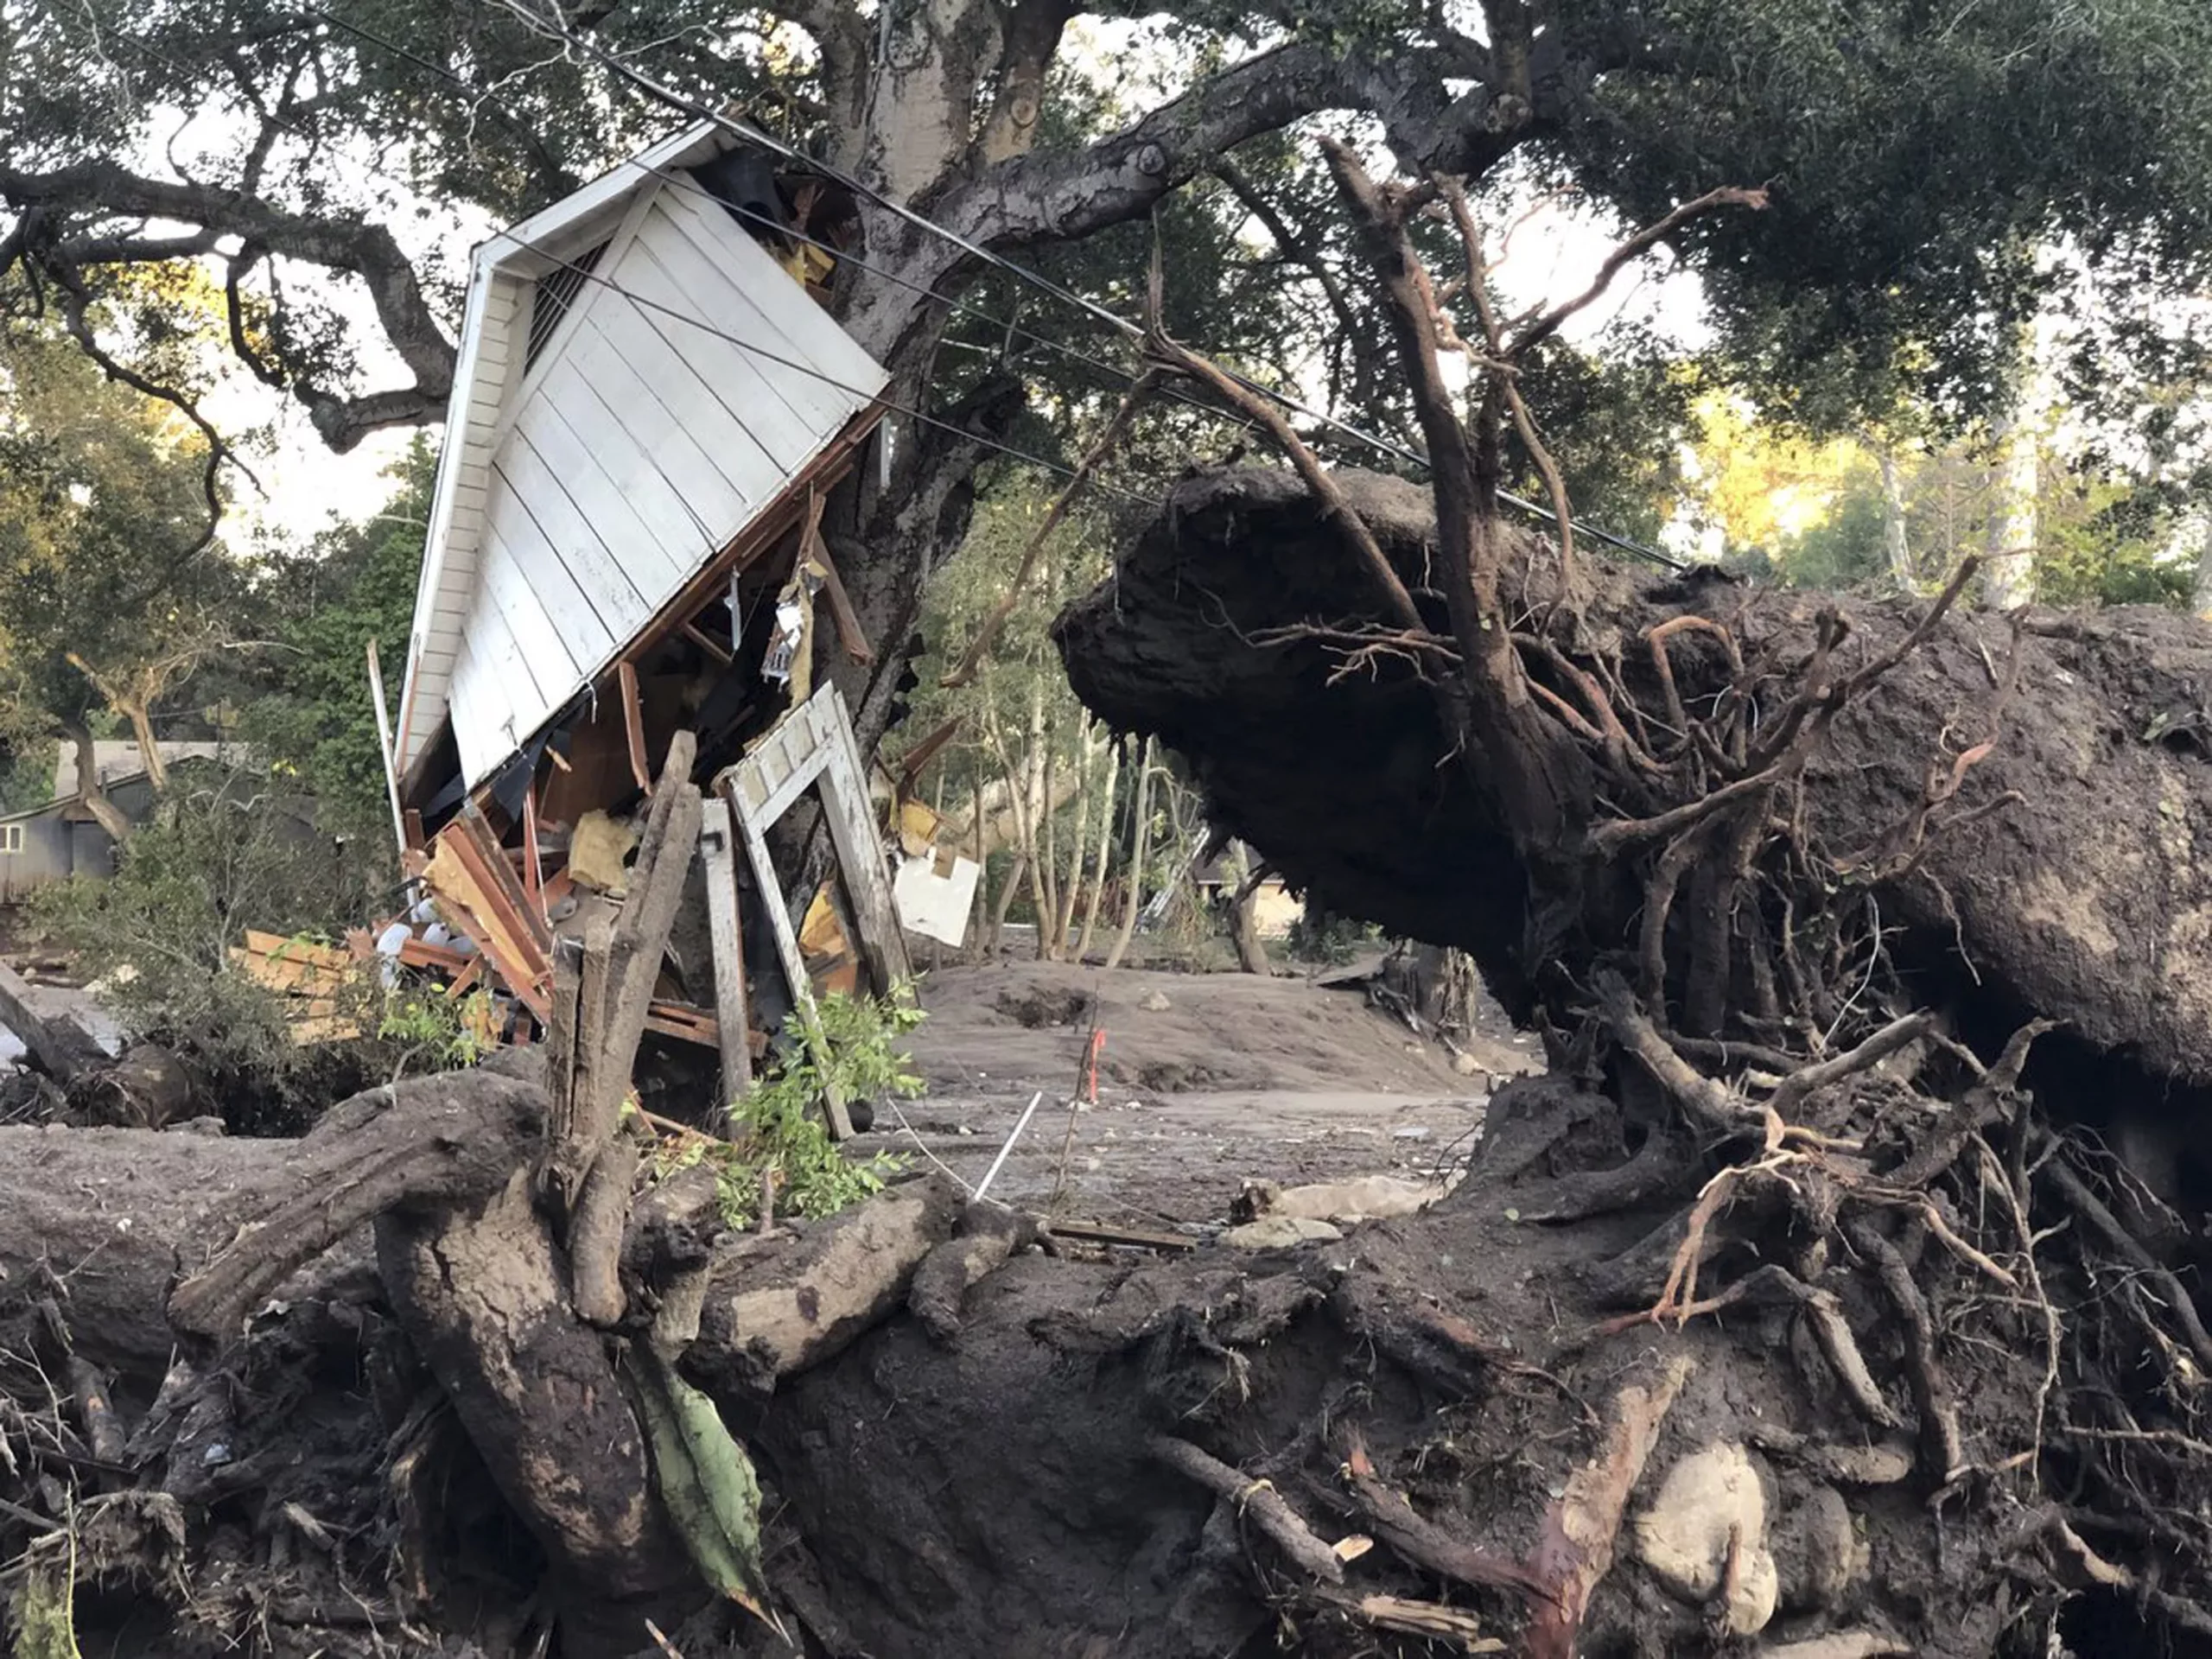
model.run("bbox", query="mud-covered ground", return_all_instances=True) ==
[856,958,1539,1225]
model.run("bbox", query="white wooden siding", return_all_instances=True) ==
[399,131,889,791]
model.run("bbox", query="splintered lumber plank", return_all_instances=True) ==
[725,773,853,1140]
[1044,1219,1197,1252]
[547,734,702,1209]
[802,490,874,665]
[423,805,554,1020]
[522,785,544,921]
[240,931,352,972]
[397,938,474,973]
[642,1004,721,1046]
[815,690,912,990]
[228,948,346,995]
[598,733,702,1098]
[700,798,755,1100]
[618,659,651,797]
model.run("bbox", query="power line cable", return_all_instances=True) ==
[319,0,1687,569]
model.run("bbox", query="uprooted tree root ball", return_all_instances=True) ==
[1050,458,2212,1655]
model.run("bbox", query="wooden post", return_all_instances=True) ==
[719,772,854,1141]
[365,639,409,875]
[541,732,703,1325]
[700,798,754,1103]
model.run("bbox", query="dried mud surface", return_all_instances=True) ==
[865,958,1539,1224]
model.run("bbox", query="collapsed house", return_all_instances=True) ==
[382,118,955,1126]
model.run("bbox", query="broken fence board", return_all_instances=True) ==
[700,798,755,1101]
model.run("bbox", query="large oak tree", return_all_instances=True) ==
[6,0,2212,747]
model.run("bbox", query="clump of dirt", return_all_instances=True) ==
[992,984,1090,1028]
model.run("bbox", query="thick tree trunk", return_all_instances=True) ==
[1227,849,1272,976]
[0,1065,2127,1659]
[1071,741,1119,961]
[1878,445,1913,588]
[61,716,130,843]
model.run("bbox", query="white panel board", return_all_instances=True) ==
[517,377,714,614]
[404,138,892,795]
[509,388,689,601]
[491,429,653,643]
[445,631,522,788]
[562,302,764,531]
[600,231,813,477]
[655,184,889,404]
[632,201,848,446]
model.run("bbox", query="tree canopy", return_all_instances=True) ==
[9,1,2212,469]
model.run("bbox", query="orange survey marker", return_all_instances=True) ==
[1084,1027,1106,1106]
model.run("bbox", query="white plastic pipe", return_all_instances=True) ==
[972,1090,1046,1203]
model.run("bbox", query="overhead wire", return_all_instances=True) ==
[99,24,1160,506]
[311,1,1688,569]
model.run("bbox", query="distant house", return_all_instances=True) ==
[2,768,162,906]
[0,751,296,907]
[52,741,229,800]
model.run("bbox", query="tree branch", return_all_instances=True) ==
[3,156,455,451]
[1512,185,1769,357]
[946,35,1516,257]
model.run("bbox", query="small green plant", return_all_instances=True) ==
[1286,906,1373,966]
[377,985,488,1069]
[647,984,921,1230]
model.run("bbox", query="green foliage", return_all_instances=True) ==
[0,323,233,751]
[239,438,433,838]
[7,1524,78,1659]
[2035,480,2194,609]
[1506,330,1702,545]
[649,986,920,1230]
[377,984,487,1071]
[1284,907,1375,968]
[23,775,407,1116]
[1768,467,1891,591]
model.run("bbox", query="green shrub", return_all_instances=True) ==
[646,984,921,1229]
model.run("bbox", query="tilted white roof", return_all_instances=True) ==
[397,119,887,791]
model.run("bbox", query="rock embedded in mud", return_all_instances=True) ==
[1222,1215,1343,1249]
[1770,1481,1862,1612]
[1633,1440,1779,1636]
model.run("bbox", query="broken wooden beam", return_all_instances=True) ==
[618,659,651,797]
[803,488,874,665]
[699,798,756,1101]
[1042,1219,1197,1253]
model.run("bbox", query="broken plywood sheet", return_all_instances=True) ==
[230,931,365,1045]
[893,849,981,946]
[422,807,554,1020]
